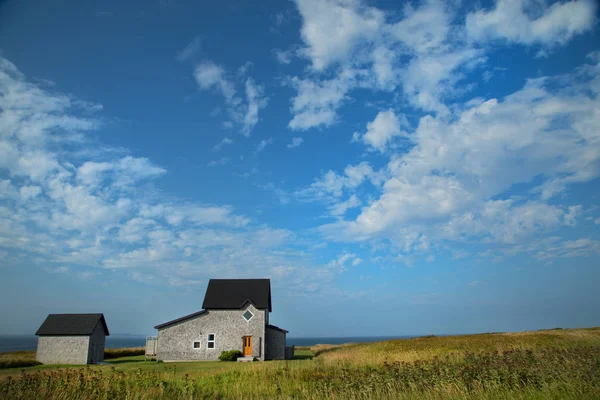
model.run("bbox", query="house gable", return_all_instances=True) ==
[202,279,272,311]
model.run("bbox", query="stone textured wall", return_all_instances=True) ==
[87,323,106,363]
[36,336,90,365]
[157,304,266,361]
[265,327,286,360]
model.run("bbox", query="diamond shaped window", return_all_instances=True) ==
[242,310,254,321]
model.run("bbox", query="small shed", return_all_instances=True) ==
[35,313,110,365]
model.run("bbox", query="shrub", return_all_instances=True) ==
[219,350,243,361]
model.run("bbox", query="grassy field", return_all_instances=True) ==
[1,327,599,399]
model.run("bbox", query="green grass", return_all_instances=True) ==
[1,327,599,399]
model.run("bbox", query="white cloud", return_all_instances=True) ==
[242,79,269,136]
[0,57,341,293]
[328,252,362,272]
[212,137,233,152]
[287,0,487,126]
[76,157,165,188]
[534,238,600,261]
[176,36,202,62]
[275,48,295,64]
[19,185,41,201]
[466,0,597,47]
[356,110,407,152]
[296,161,382,201]
[287,68,356,130]
[287,137,304,148]
[328,194,361,217]
[317,55,600,251]
[194,61,236,103]
[207,157,229,167]
[194,61,268,136]
[255,138,273,153]
[47,266,69,273]
[295,0,384,71]
[564,205,582,227]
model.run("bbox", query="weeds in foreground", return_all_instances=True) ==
[1,345,599,399]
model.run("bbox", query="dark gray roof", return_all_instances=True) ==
[202,279,272,311]
[153,310,207,330]
[35,314,109,336]
[266,324,288,333]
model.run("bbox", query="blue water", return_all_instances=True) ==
[1,335,418,353]
[0,335,146,353]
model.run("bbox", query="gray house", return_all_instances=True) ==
[35,314,109,365]
[154,279,289,361]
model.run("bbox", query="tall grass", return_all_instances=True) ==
[2,345,599,399]
[0,352,40,369]
[1,328,599,399]
[103,347,144,359]
[315,327,600,365]
[0,347,145,369]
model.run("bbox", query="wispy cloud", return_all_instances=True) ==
[193,60,268,136]
[255,138,273,153]
[176,36,202,62]
[212,137,233,152]
[0,57,335,292]
[287,137,304,148]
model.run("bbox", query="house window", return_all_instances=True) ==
[193,341,201,349]
[207,333,215,349]
[242,310,254,322]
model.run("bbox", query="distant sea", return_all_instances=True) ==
[1,335,418,353]
[0,335,147,353]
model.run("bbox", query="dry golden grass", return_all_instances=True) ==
[103,346,144,359]
[0,351,38,369]
[314,327,600,365]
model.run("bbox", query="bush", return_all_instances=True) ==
[218,350,243,361]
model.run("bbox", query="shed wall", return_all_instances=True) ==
[265,327,286,360]
[87,323,106,363]
[157,304,266,361]
[36,336,90,365]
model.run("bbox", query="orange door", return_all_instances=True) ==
[243,336,252,356]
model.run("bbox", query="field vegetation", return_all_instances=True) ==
[1,327,599,399]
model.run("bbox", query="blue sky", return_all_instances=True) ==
[0,0,599,337]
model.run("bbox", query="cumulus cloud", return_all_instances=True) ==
[466,0,597,48]
[285,0,489,128]
[296,161,383,201]
[328,252,362,272]
[354,110,408,152]
[316,55,600,254]
[287,0,595,129]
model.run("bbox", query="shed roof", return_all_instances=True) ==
[35,314,109,336]
[153,310,207,330]
[202,279,272,312]
[266,324,289,333]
